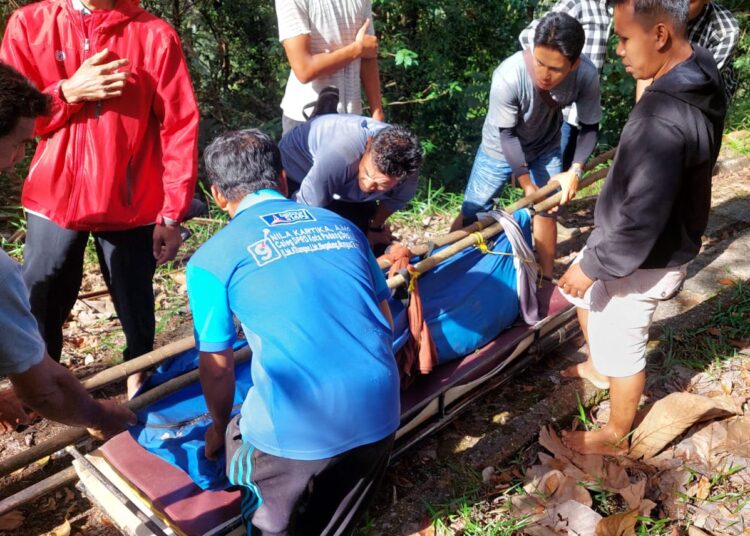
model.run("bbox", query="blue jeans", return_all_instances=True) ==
[461,144,562,222]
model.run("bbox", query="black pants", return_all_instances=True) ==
[226,416,394,536]
[23,214,157,362]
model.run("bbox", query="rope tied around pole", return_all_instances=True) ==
[407,266,421,293]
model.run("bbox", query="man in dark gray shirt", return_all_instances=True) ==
[453,12,602,277]
[0,62,134,436]
[279,113,422,248]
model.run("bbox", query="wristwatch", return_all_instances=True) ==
[571,165,584,181]
[368,222,386,232]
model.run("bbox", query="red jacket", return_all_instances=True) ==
[1,0,199,231]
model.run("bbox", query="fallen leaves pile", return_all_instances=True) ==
[507,380,750,535]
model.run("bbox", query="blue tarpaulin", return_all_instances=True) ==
[130,210,531,490]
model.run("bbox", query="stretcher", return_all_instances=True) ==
[72,285,576,536]
[71,207,581,535]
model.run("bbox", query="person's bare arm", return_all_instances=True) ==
[361,56,384,121]
[9,354,135,439]
[199,349,235,459]
[282,19,377,83]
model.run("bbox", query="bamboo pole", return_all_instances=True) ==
[80,336,196,392]
[385,163,609,290]
[0,466,78,516]
[378,147,616,271]
[0,347,251,479]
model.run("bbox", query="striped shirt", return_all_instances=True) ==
[276,0,374,121]
[688,1,740,99]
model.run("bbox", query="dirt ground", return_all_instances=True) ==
[0,147,748,535]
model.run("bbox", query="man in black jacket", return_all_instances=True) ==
[557,0,726,455]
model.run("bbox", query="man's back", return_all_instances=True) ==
[187,192,399,460]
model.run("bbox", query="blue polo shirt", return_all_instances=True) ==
[186,190,399,460]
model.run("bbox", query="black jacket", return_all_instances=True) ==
[581,46,727,281]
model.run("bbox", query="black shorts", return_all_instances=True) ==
[225,415,394,536]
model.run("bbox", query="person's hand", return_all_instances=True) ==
[0,389,30,432]
[517,174,537,198]
[86,400,137,441]
[558,262,594,299]
[60,49,130,104]
[552,167,580,206]
[204,423,226,460]
[355,19,378,59]
[372,107,385,122]
[152,223,183,265]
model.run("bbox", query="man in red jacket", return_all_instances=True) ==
[1,0,199,397]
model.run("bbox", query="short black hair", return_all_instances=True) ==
[533,12,586,64]
[203,129,283,201]
[0,63,49,139]
[607,0,689,33]
[370,125,422,181]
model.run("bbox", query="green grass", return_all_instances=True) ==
[390,177,463,226]
[652,280,750,373]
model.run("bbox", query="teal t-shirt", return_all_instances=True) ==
[186,190,399,460]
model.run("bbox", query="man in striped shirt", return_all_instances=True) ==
[686,0,740,99]
[275,0,384,134]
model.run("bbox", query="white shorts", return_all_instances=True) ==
[561,249,687,378]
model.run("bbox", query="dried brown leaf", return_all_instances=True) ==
[48,518,71,536]
[726,416,750,457]
[538,426,574,461]
[687,475,713,500]
[617,479,646,510]
[603,462,630,490]
[719,278,736,286]
[0,510,25,531]
[707,327,722,336]
[39,495,57,512]
[543,499,601,534]
[595,508,638,536]
[630,393,738,459]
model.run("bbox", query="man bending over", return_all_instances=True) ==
[279,113,422,249]
[453,12,602,277]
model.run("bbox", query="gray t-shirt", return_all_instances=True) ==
[279,114,418,211]
[0,250,45,376]
[482,51,602,163]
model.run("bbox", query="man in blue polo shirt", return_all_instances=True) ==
[187,128,399,535]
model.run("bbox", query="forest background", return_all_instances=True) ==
[1,0,749,198]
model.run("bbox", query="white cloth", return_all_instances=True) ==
[562,249,687,378]
[276,0,374,121]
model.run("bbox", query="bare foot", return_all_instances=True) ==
[561,427,629,456]
[126,371,146,400]
[561,359,610,390]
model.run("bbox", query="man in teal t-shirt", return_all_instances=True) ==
[187,128,399,534]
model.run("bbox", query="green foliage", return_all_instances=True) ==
[1,0,748,200]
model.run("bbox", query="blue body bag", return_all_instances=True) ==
[130,210,532,490]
